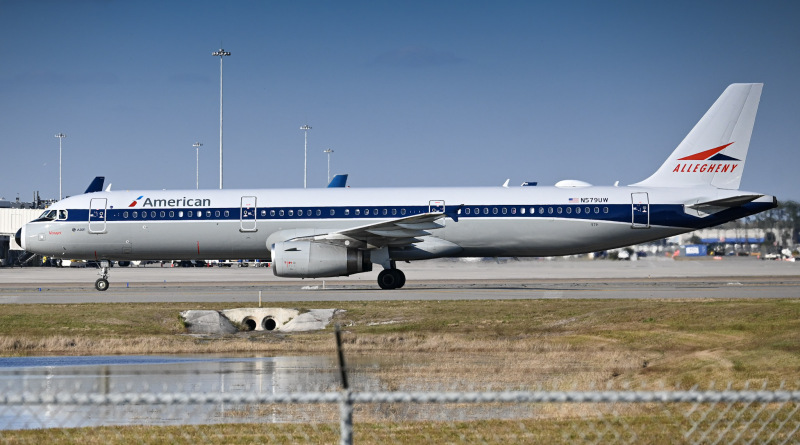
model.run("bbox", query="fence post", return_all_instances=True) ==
[335,324,352,445]
[339,389,353,445]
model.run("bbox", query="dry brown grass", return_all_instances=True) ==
[0,299,798,391]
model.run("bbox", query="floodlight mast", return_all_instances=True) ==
[323,149,334,183]
[55,133,66,200]
[300,125,312,188]
[212,48,230,189]
[192,142,203,189]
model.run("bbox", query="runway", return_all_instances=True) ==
[1,257,798,304]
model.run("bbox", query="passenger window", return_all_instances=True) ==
[298,210,304,216]
[224,210,229,217]
[474,208,480,214]
[603,207,609,213]
[511,208,516,214]
[382,209,388,216]
[178,211,183,217]
[465,208,470,215]
[215,211,220,217]
[260,210,266,217]
[188,211,193,217]
[502,207,507,215]
[355,209,360,216]
[288,210,294,216]
[585,207,590,214]
[594,207,599,214]
[374,208,379,215]
[566,207,571,214]
[316,209,321,216]
[576,207,581,214]
[197,212,202,218]
[160,211,165,218]
[206,210,211,217]
[344,209,350,216]
[548,207,553,214]
[392,208,397,216]
[123,211,129,218]
[521,208,525,215]
[483,208,489,215]
[401,208,406,216]
[539,207,544,214]
[557,207,562,214]
[279,210,284,216]
[330,209,335,216]
[364,209,370,216]
[151,211,156,218]
[270,210,275,217]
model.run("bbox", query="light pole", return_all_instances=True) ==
[300,124,311,188]
[54,133,66,200]
[323,149,334,183]
[212,48,231,189]
[193,142,203,189]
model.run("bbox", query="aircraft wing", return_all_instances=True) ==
[296,211,455,249]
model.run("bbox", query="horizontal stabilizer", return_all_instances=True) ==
[687,194,763,210]
[685,194,763,218]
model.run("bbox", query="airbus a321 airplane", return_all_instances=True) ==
[17,83,777,291]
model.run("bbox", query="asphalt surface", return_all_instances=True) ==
[1,257,798,304]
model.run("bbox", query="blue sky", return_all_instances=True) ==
[2,0,799,201]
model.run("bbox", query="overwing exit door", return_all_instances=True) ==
[240,196,257,232]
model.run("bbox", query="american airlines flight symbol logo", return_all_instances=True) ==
[129,196,144,207]
[672,142,740,174]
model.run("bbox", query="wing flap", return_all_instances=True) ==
[312,211,448,248]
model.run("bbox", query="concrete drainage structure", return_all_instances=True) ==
[181,308,340,335]
[222,308,299,331]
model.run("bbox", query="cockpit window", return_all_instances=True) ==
[58,210,68,220]
[37,210,57,221]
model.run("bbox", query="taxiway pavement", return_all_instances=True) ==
[1,257,798,304]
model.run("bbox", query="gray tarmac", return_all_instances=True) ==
[1,257,798,304]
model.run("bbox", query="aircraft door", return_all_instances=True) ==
[89,198,108,234]
[429,200,446,227]
[631,192,650,229]
[240,196,257,232]
[429,200,445,213]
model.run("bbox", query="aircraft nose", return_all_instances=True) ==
[15,228,22,249]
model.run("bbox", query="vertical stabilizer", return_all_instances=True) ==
[632,83,762,190]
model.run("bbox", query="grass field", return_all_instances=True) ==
[2,299,799,443]
[1,298,799,389]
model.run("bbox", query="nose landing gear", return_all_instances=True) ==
[95,261,110,291]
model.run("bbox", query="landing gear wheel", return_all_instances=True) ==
[396,269,406,288]
[377,269,406,290]
[95,278,109,291]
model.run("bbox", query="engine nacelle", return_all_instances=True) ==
[271,241,372,278]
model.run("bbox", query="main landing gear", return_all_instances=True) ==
[377,268,405,290]
[95,261,110,291]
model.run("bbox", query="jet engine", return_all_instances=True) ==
[271,241,372,278]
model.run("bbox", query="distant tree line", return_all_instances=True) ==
[719,200,800,246]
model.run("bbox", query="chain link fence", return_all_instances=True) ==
[2,386,799,444]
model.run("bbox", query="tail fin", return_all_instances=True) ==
[632,83,762,190]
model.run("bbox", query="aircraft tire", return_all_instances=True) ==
[396,269,406,288]
[95,278,109,291]
[377,269,405,290]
